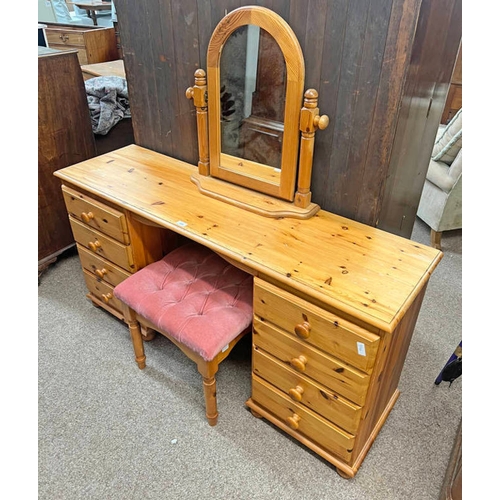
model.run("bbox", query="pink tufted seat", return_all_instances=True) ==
[114,242,253,425]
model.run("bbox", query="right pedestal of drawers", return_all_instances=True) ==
[246,277,427,478]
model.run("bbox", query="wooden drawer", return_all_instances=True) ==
[70,218,135,272]
[62,186,130,244]
[254,278,379,373]
[44,23,119,65]
[253,348,362,434]
[254,318,369,406]
[252,375,354,462]
[77,245,131,287]
[45,30,85,48]
[83,270,123,312]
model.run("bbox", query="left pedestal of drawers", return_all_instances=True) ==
[61,183,178,328]
[61,185,134,320]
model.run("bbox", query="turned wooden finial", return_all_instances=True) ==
[194,68,206,85]
[303,88,318,107]
[302,89,329,130]
[294,88,329,209]
[186,69,210,176]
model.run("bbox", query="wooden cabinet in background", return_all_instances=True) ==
[38,47,97,271]
[43,22,119,65]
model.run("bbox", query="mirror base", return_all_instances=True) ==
[191,172,320,220]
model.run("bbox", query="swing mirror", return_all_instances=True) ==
[187,6,327,218]
[207,6,304,201]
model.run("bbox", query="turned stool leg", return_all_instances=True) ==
[202,376,218,426]
[129,319,146,369]
[122,305,146,369]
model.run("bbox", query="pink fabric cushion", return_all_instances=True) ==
[114,242,253,361]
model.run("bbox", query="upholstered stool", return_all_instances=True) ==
[114,242,253,425]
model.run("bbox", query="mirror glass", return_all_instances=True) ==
[219,25,286,171]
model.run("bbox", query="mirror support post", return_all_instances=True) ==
[186,69,210,176]
[294,89,329,208]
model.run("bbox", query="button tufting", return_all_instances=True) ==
[114,242,253,361]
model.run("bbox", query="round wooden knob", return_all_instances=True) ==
[314,114,329,130]
[81,211,94,223]
[294,322,311,339]
[88,240,101,252]
[102,292,113,304]
[290,355,308,372]
[286,413,301,430]
[95,268,108,279]
[185,87,194,99]
[288,385,304,402]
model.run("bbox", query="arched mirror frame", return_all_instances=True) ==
[207,6,305,201]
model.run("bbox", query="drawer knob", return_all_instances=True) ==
[102,292,113,304]
[288,385,304,402]
[290,355,308,373]
[286,413,301,430]
[294,322,311,339]
[81,211,95,223]
[95,268,108,279]
[88,240,101,252]
[59,34,69,42]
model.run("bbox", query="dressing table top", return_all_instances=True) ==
[55,144,442,333]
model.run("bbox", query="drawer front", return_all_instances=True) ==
[45,30,85,47]
[62,185,130,244]
[253,348,362,434]
[77,245,131,287]
[254,318,369,406]
[70,218,135,272]
[252,375,354,462]
[83,270,123,312]
[254,278,379,373]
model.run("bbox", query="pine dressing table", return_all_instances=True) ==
[54,6,442,478]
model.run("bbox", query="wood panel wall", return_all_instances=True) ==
[113,0,461,237]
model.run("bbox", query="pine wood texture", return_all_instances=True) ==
[185,69,209,175]
[249,277,430,477]
[254,279,379,373]
[190,171,320,219]
[54,144,442,475]
[295,89,329,208]
[253,318,370,407]
[60,180,174,320]
[252,348,362,434]
[62,185,130,244]
[69,218,135,272]
[55,144,441,333]
[205,6,304,201]
[124,307,250,426]
[81,59,126,81]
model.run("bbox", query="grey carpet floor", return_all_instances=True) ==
[38,217,462,499]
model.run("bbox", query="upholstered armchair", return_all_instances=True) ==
[417,109,462,250]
